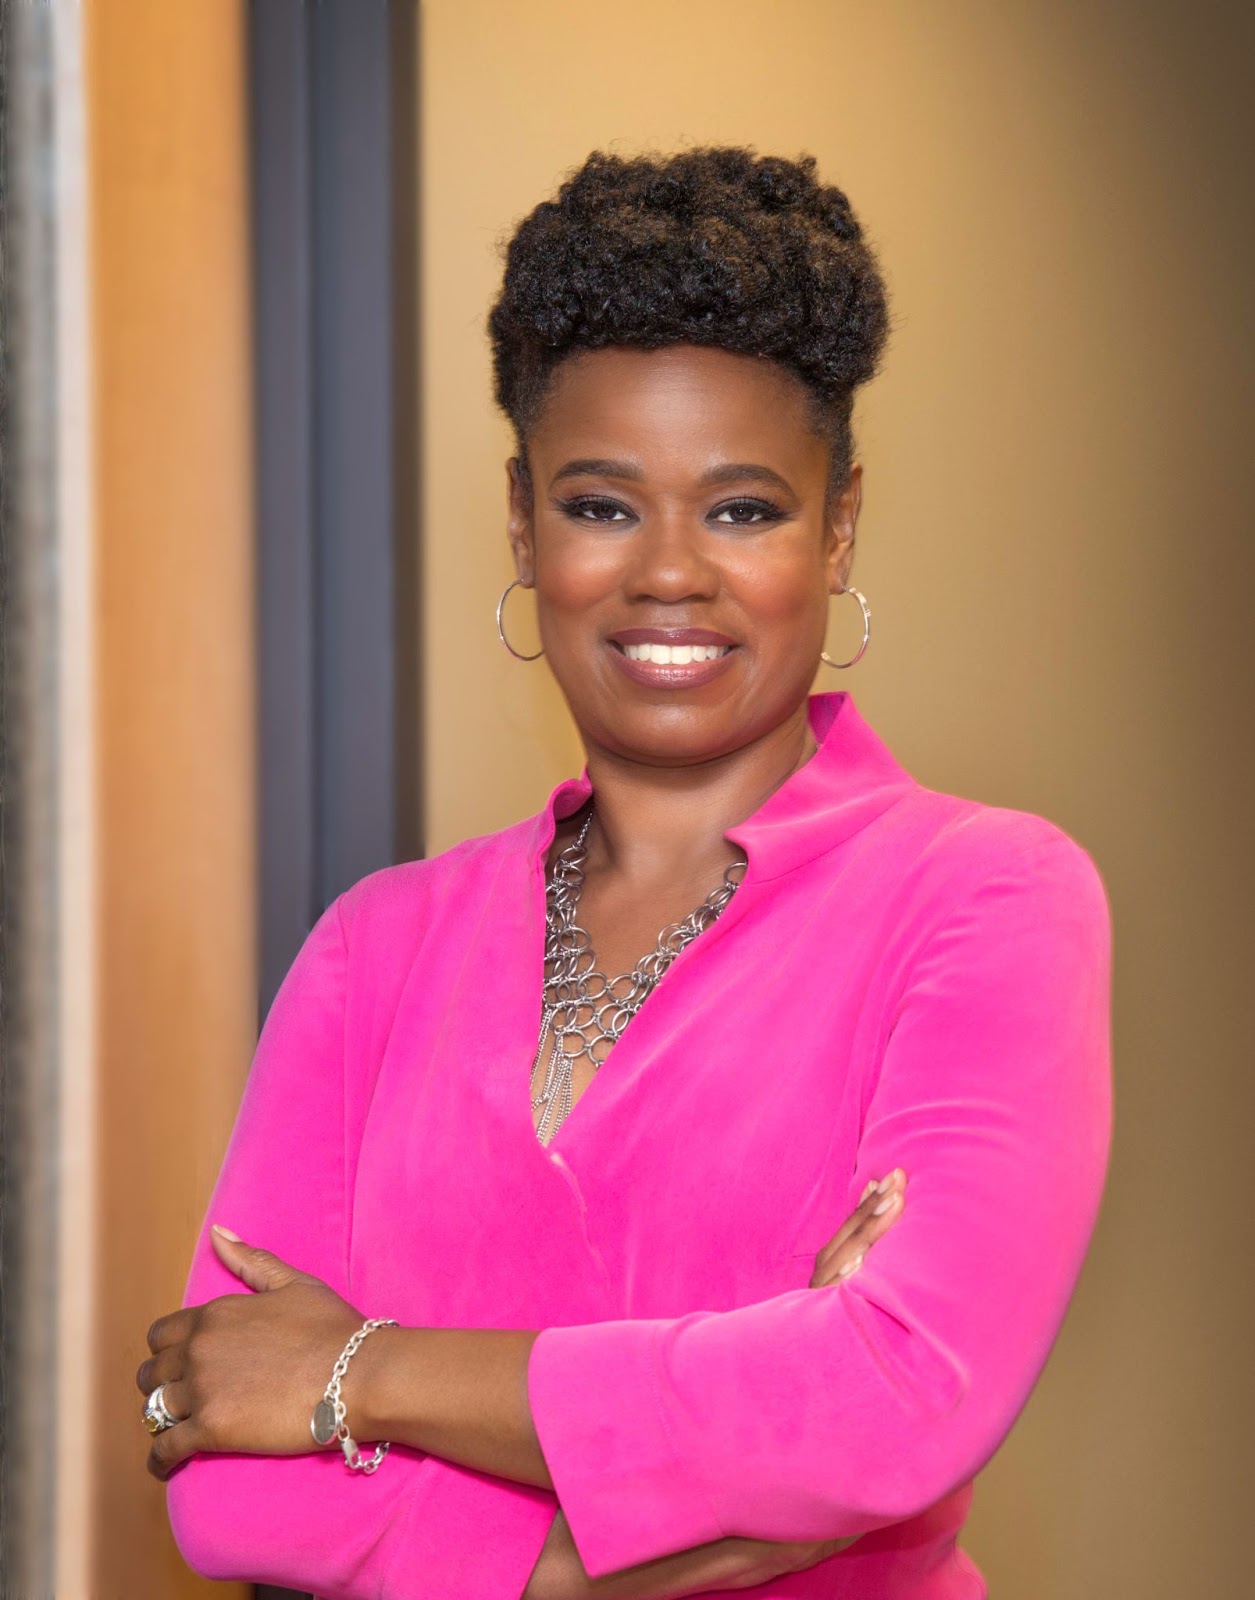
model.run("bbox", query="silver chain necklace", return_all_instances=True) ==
[530,807,748,1145]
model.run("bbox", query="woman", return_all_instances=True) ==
[138,148,1112,1598]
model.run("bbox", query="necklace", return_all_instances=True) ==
[530,806,748,1145]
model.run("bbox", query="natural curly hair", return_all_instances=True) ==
[487,146,892,503]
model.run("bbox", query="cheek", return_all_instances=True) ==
[724,548,830,630]
[535,534,623,614]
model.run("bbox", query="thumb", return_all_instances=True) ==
[210,1223,309,1292]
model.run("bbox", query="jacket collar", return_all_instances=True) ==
[532,691,919,884]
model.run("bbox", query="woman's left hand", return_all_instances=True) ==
[136,1227,366,1481]
[807,1168,908,1288]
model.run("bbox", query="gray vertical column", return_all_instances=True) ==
[251,0,420,1022]
[309,0,398,909]
[251,0,319,1016]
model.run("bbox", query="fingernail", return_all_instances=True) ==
[872,1191,900,1216]
[860,1180,877,1202]
[876,1171,895,1195]
[212,1223,242,1242]
[837,1253,865,1277]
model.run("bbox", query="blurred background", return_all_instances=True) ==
[2,1,1252,1596]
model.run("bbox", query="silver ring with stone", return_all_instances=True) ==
[143,1382,179,1435]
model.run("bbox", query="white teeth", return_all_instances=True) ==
[622,642,730,664]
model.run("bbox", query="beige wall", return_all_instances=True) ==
[420,2,1255,1594]
[87,2,254,1596]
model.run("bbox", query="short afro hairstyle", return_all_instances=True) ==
[487,146,891,502]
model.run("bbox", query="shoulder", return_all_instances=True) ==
[890,785,1112,939]
[907,785,1106,879]
[331,812,537,951]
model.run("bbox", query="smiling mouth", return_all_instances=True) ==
[612,641,734,665]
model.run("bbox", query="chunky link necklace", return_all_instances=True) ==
[530,807,748,1145]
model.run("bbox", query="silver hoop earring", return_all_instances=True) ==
[820,585,871,669]
[496,579,544,661]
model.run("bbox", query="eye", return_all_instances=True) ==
[554,495,635,524]
[710,498,787,526]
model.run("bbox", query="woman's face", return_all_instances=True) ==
[506,342,861,768]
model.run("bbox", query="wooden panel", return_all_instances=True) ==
[87,1,254,1594]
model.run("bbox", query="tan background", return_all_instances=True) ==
[80,1,1252,1595]
[420,1,1254,1596]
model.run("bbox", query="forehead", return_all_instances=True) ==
[529,344,826,479]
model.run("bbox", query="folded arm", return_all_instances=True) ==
[161,897,556,1600]
[517,832,1114,1577]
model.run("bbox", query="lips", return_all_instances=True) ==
[605,627,739,688]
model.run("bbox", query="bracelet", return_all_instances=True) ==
[310,1317,399,1473]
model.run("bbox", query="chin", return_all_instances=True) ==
[573,685,808,768]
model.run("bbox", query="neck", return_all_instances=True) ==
[578,700,818,883]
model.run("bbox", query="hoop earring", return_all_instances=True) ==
[496,579,544,661]
[820,585,871,669]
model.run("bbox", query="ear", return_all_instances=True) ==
[824,461,862,593]
[506,456,537,586]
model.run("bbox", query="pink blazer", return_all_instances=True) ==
[166,690,1113,1598]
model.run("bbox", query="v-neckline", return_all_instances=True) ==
[529,823,747,1151]
[525,834,757,1157]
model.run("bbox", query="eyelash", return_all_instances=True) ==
[553,495,787,527]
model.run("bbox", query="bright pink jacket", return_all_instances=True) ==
[166,690,1113,1598]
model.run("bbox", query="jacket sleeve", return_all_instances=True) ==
[525,831,1114,1578]
[164,895,555,1600]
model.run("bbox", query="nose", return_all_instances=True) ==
[622,511,720,604]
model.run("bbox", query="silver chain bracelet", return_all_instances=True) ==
[309,1317,399,1473]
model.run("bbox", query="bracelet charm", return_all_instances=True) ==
[311,1399,339,1448]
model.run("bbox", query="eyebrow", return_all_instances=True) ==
[550,458,797,495]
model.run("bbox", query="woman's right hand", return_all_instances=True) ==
[521,1168,909,1599]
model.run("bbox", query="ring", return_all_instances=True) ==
[143,1383,179,1435]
